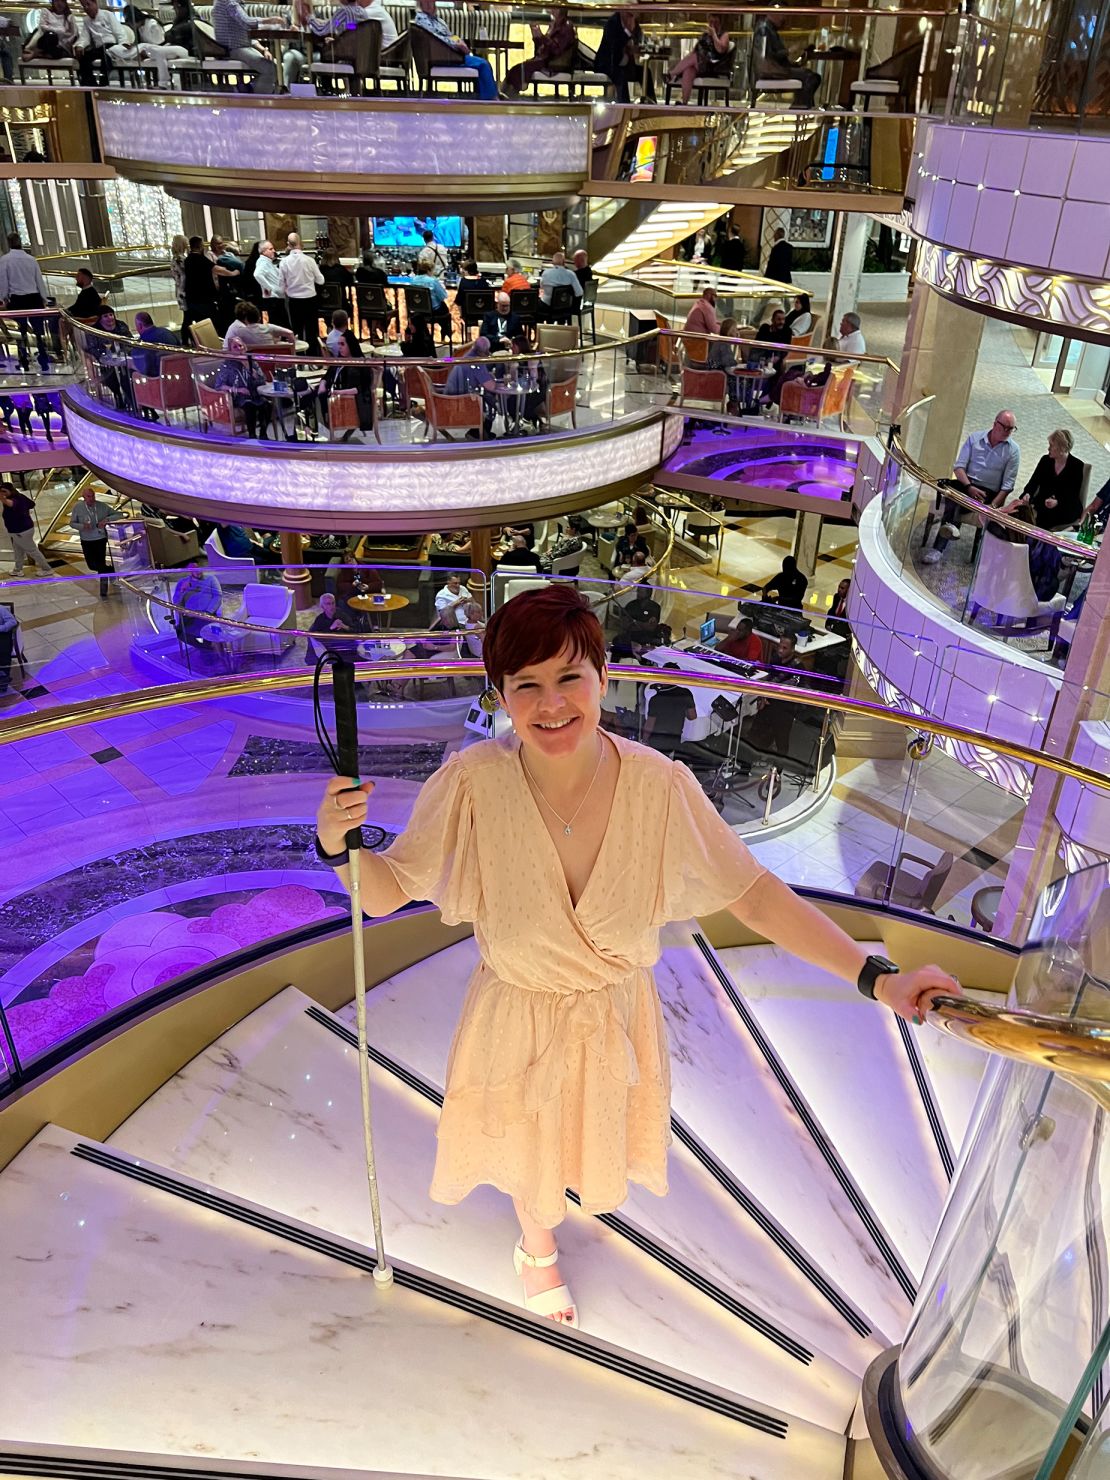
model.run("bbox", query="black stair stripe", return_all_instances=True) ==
[894,1015,956,1180]
[69,1141,788,1439]
[304,1004,816,1365]
[691,932,918,1304]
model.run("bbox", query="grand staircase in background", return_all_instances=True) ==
[0,929,986,1477]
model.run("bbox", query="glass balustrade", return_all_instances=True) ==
[65,316,664,448]
[896,861,1110,1479]
[877,435,1099,673]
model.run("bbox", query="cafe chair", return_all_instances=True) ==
[17,53,78,84]
[404,284,452,348]
[654,313,682,377]
[536,323,578,353]
[231,582,296,657]
[855,850,955,914]
[679,365,728,413]
[326,387,364,442]
[133,353,198,426]
[530,67,575,97]
[544,284,578,325]
[510,288,541,335]
[376,30,411,91]
[189,318,223,352]
[317,281,349,321]
[457,286,494,338]
[543,372,578,429]
[308,15,379,95]
[778,363,854,429]
[569,41,612,96]
[195,371,247,438]
[411,24,478,94]
[417,367,484,441]
[966,531,1069,637]
[577,278,598,342]
[203,527,255,583]
[355,283,392,340]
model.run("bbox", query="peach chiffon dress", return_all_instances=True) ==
[380,731,767,1228]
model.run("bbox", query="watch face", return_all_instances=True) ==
[871,956,899,974]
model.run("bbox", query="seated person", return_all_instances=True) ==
[434,571,471,628]
[719,614,762,662]
[707,317,738,371]
[308,591,360,661]
[68,267,102,322]
[497,532,543,570]
[171,564,222,644]
[755,308,789,369]
[325,308,363,359]
[131,311,180,383]
[335,566,372,631]
[406,260,452,339]
[0,601,18,696]
[667,12,733,103]
[546,527,586,568]
[537,250,583,322]
[355,249,389,286]
[216,522,278,567]
[479,291,526,353]
[223,299,295,352]
[611,591,663,657]
[503,4,576,94]
[762,555,807,608]
[785,292,813,338]
[643,664,697,752]
[614,521,649,570]
[993,428,1084,531]
[455,261,490,311]
[500,259,531,295]
[614,548,650,584]
[925,410,1019,560]
[457,597,485,658]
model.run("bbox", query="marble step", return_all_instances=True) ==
[910,1006,989,1157]
[333,936,888,1377]
[654,924,914,1344]
[713,940,952,1280]
[107,986,860,1432]
[3,1124,847,1479]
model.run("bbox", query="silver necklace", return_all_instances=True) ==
[521,736,605,837]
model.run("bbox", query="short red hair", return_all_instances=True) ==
[483,584,606,693]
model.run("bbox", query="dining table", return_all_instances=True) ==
[348,591,410,629]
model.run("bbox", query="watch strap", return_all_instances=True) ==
[858,954,899,1000]
[315,831,358,864]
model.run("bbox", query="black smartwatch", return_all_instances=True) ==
[315,832,358,865]
[858,954,899,1001]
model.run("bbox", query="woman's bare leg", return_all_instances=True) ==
[513,1197,575,1323]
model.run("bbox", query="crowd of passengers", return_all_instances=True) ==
[69,233,595,441]
[15,1,820,104]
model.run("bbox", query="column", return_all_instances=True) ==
[280,530,313,613]
[894,283,985,477]
[468,527,493,578]
[825,210,869,344]
[793,511,823,580]
[992,538,1110,943]
[835,657,908,760]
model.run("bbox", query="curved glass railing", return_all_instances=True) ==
[0,307,72,385]
[876,432,1099,671]
[63,313,663,449]
[894,860,1110,1479]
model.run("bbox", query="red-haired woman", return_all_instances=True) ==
[316,586,957,1327]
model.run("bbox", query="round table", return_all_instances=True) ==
[198,621,240,672]
[587,512,625,531]
[348,592,410,629]
[971,884,1004,932]
[257,382,297,441]
[727,367,773,413]
[357,638,408,662]
[486,379,539,438]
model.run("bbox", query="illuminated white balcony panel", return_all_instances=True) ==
[94,96,591,206]
[63,388,666,533]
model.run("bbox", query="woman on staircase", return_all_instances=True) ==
[315,584,958,1328]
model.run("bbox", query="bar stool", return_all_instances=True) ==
[200,57,248,90]
[664,74,732,106]
[752,77,801,107]
[850,78,900,110]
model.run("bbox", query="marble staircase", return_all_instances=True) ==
[0,934,988,1478]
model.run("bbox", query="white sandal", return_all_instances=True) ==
[513,1238,579,1328]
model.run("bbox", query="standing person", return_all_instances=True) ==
[169,233,190,321]
[412,0,498,101]
[316,584,958,1327]
[764,227,793,285]
[643,663,697,752]
[1,482,51,574]
[762,554,807,608]
[416,229,449,279]
[279,233,324,356]
[683,285,719,336]
[252,239,288,327]
[924,410,1020,562]
[0,233,51,374]
[180,236,221,342]
[212,0,281,91]
[75,0,124,85]
[596,7,653,103]
[719,226,746,274]
[0,600,19,697]
[69,485,114,597]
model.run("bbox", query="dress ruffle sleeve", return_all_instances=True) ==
[379,754,481,925]
[654,759,768,924]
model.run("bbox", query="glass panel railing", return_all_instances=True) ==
[0,308,72,384]
[878,434,1100,673]
[65,314,662,448]
[897,862,1110,1478]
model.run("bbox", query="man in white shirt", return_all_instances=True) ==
[836,311,866,358]
[435,572,471,628]
[0,233,52,373]
[278,233,324,355]
[251,240,288,327]
[538,250,583,321]
[357,0,397,47]
[76,0,123,85]
[417,229,449,278]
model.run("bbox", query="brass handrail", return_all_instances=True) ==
[927,996,1110,1082]
[36,243,172,267]
[887,431,1098,562]
[671,326,899,374]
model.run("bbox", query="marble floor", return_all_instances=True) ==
[1,1123,846,1478]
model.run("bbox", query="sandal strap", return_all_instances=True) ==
[524,1283,578,1320]
[515,1237,560,1270]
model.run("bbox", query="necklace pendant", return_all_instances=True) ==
[564,825,573,837]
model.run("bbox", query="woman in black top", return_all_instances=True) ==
[180,238,219,341]
[614,521,649,568]
[1007,428,1085,530]
[165,0,195,51]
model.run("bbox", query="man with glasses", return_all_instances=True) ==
[923,410,1020,563]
